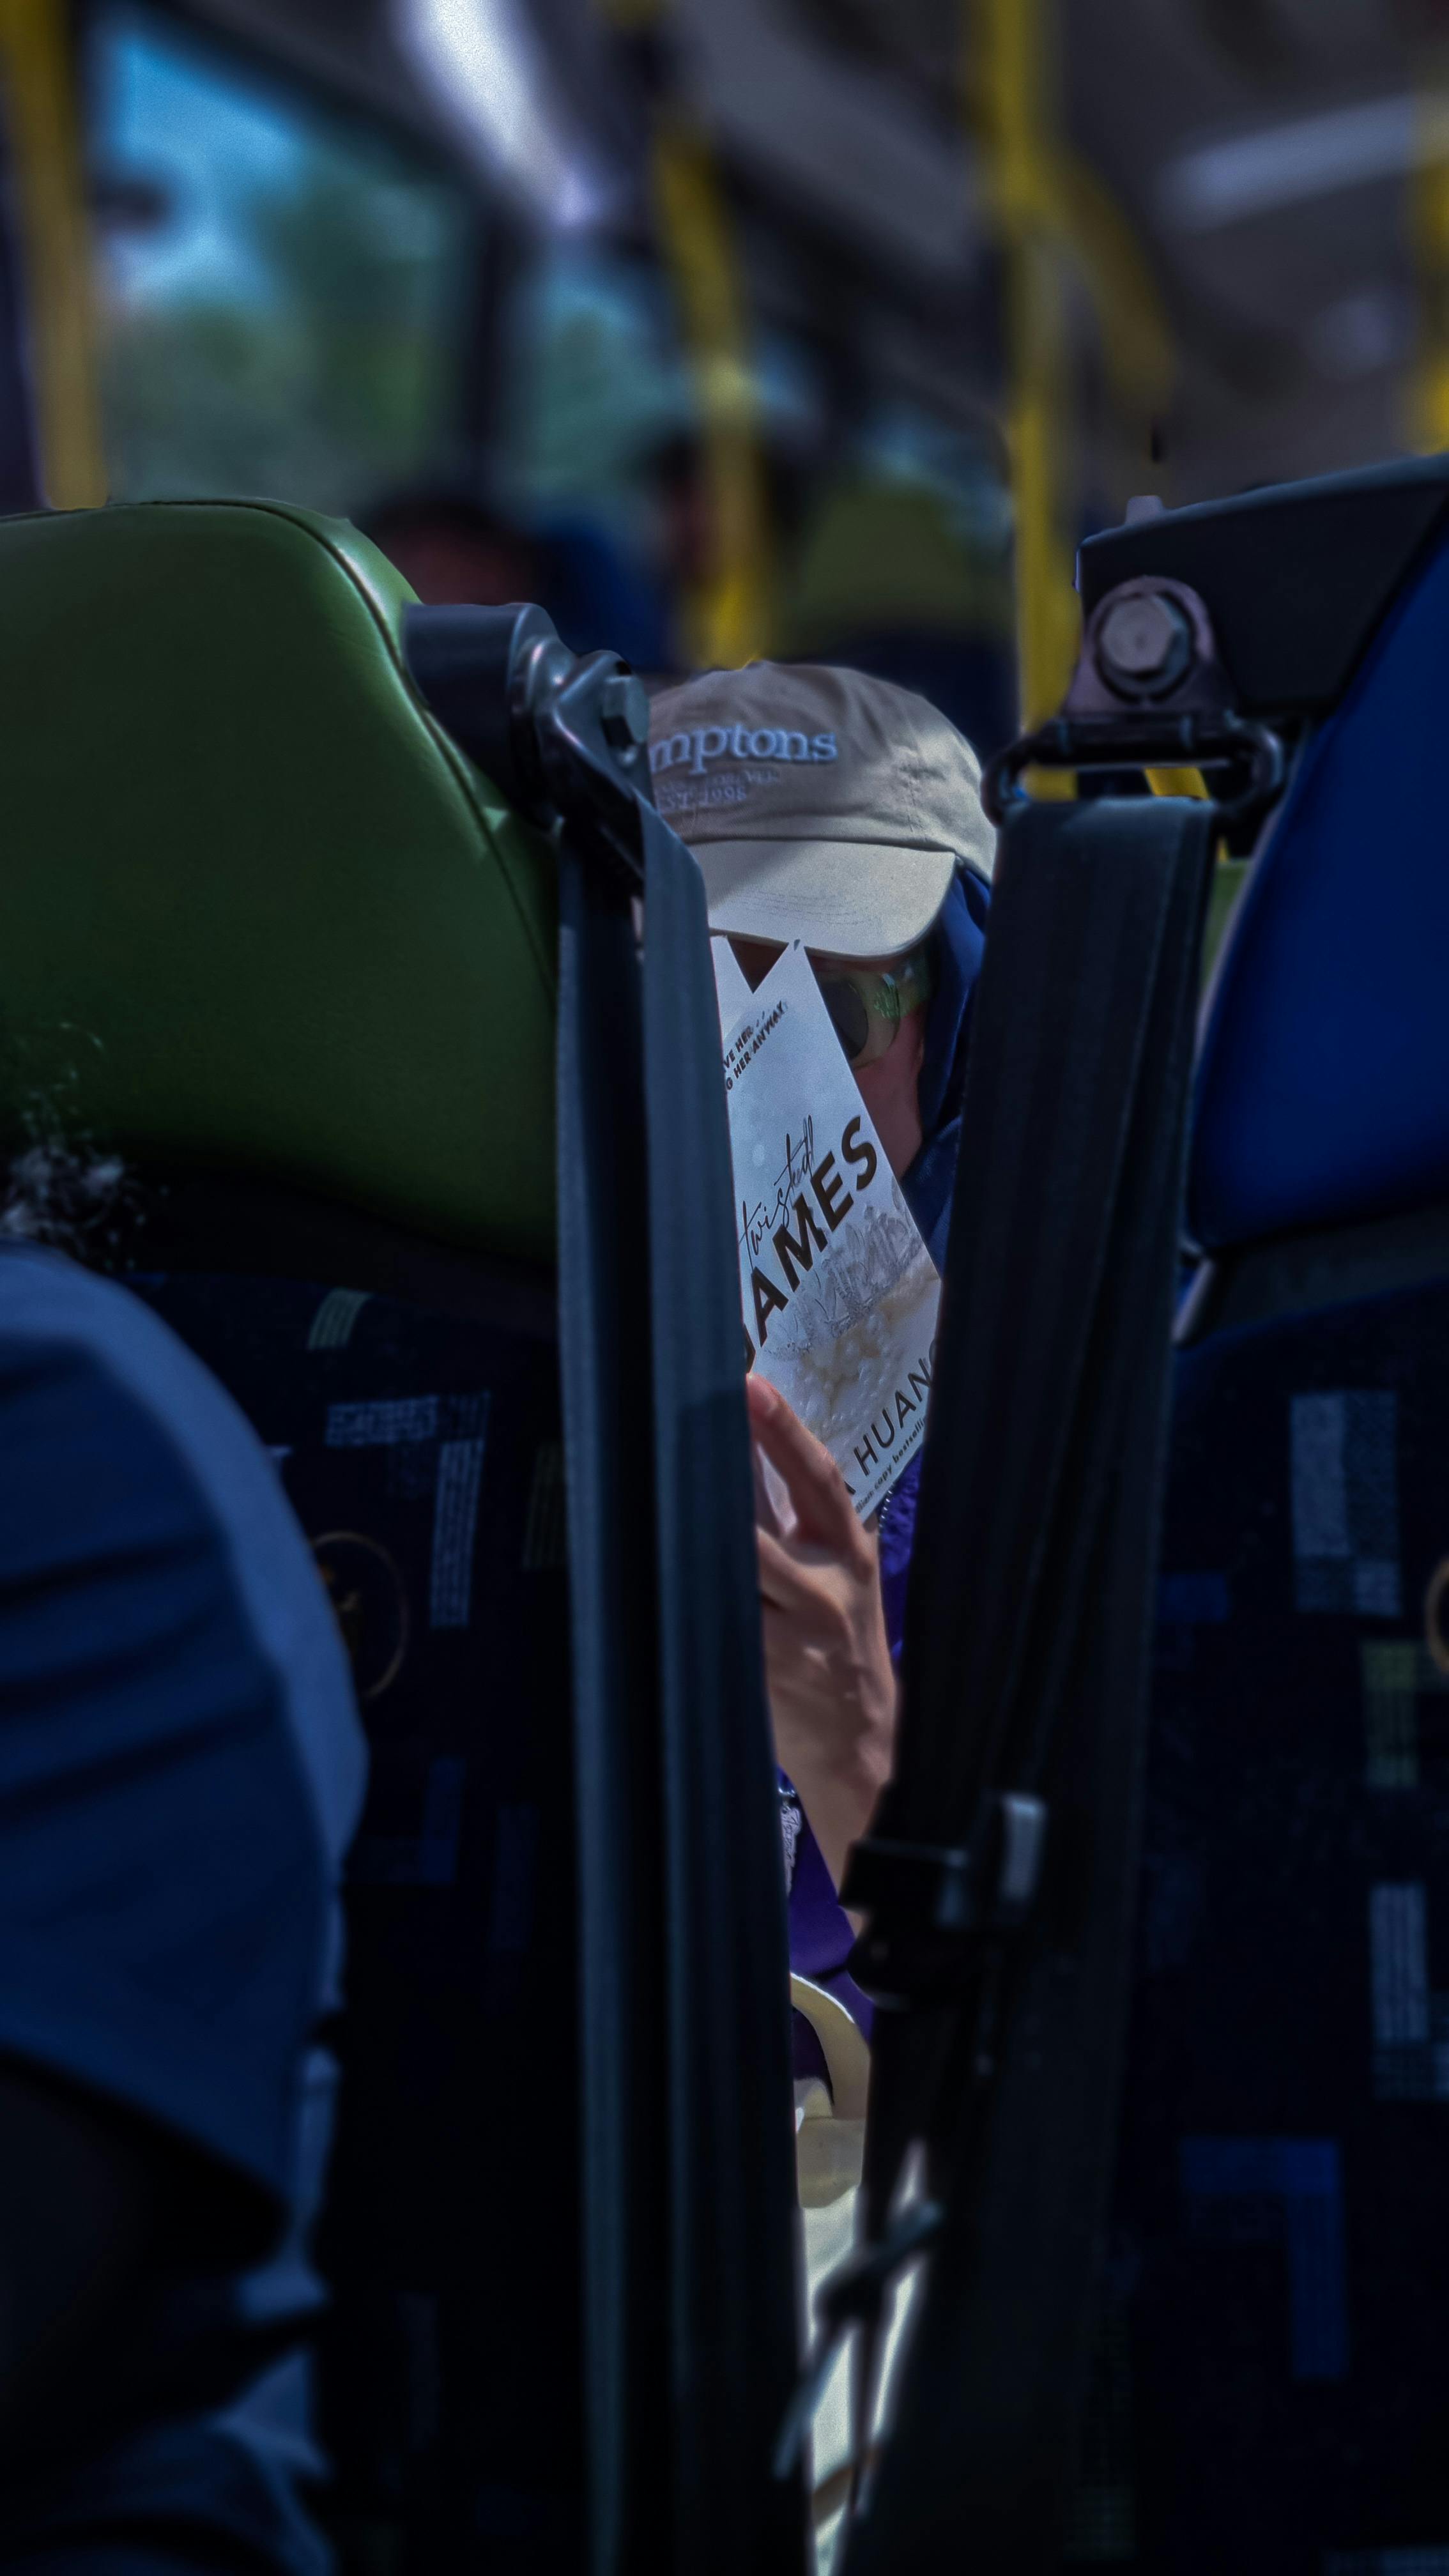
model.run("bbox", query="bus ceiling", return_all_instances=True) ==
[0,0,1434,707]
[144,0,1446,498]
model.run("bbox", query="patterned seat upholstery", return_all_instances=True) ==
[1074,1279,1449,2570]
[128,1267,581,2574]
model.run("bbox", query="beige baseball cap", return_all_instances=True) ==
[647,661,995,958]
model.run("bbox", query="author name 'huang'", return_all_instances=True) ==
[844,1344,936,1498]
[742,1114,878,1361]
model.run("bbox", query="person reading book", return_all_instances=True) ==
[648,662,993,2009]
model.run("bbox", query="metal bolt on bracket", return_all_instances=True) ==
[1096,590,1192,697]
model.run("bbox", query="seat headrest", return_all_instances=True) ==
[0,500,557,1262]
[1190,512,1449,1252]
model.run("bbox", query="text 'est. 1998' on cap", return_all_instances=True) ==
[647,660,995,961]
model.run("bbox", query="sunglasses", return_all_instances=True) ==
[812,945,935,1069]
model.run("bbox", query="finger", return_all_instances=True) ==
[755,1523,822,1614]
[746,1375,861,1552]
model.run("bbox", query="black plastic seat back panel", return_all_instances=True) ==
[129,1268,579,2576]
[1078,455,1449,716]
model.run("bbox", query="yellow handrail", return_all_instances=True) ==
[1054,152,1174,450]
[969,0,1175,742]
[651,112,771,669]
[972,0,1077,735]
[597,0,770,668]
[0,0,106,507]
[1409,82,1449,452]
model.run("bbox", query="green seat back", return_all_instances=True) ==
[0,499,557,1262]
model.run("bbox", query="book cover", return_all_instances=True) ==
[721,941,939,1519]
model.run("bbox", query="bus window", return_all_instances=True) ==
[84,3,479,514]
[499,244,688,550]
[498,237,827,670]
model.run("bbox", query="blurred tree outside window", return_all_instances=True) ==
[498,238,825,664]
[85,3,477,514]
[500,241,822,540]
[498,243,695,545]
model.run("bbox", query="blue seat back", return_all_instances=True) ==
[1192,529,1449,1251]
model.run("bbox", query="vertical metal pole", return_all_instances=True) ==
[1409,82,1449,454]
[971,0,1078,740]
[969,0,1176,757]
[599,0,772,670]
[0,0,106,507]
[650,115,771,670]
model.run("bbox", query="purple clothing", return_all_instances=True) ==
[877,1450,921,1655]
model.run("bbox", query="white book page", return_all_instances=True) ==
[711,933,754,1034]
[722,943,939,1519]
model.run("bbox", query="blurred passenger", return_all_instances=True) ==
[358,490,539,611]
[647,664,992,1997]
[641,425,815,673]
[360,487,671,674]
[781,473,1017,755]
[0,1146,365,2575]
[645,427,811,598]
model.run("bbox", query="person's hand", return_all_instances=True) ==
[745,1374,897,1908]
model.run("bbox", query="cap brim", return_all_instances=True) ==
[692,836,956,958]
